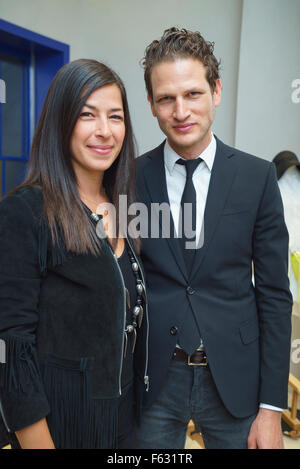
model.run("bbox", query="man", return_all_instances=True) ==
[133,27,292,449]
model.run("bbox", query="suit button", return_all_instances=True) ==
[170,326,178,336]
[186,286,195,295]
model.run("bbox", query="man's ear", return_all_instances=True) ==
[147,94,157,117]
[213,79,222,108]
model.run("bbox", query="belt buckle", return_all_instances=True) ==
[187,354,208,366]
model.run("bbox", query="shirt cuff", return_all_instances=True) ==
[259,403,283,412]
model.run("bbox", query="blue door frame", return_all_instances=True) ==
[0,18,69,196]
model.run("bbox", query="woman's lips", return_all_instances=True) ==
[87,145,113,155]
[173,123,195,133]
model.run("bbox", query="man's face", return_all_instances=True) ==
[148,58,222,159]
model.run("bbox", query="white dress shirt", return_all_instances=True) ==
[164,134,215,245]
[163,133,282,413]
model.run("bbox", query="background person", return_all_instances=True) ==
[273,151,300,381]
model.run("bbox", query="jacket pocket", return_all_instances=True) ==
[40,353,118,448]
[42,353,95,372]
[222,207,250,216]
[239,317,259,345]
[222,201,252,216]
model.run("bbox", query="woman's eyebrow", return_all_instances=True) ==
[83,103,123,113]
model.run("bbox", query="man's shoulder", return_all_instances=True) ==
[137,141,165,169]
[216,138,270,165]
[218,138,271,169]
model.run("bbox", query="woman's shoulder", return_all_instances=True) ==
[0,186,43,221]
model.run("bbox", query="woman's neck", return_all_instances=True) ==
[76,172,108,212]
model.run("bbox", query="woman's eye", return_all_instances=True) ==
[110,115,123,120]
[80,112,93,118]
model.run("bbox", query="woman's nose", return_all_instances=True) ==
[95,118,112,138]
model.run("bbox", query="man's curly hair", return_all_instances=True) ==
[141,27,221,99]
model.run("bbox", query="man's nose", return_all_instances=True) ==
[173,98,190,121]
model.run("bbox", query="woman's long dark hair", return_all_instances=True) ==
[11,59,138,254]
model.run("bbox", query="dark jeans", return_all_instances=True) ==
[130,359,257,449]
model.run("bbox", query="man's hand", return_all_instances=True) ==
[248,408,284,449]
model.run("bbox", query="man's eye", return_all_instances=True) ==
[158,97,171,103]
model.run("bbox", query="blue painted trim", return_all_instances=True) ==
[23,56,30,158]
[34,48,68,123]
[1,159,6,196]
[0,156,28,161]
[0,46,30,160]
[0,18,69,57]
[0,19,69,195]
[0,42,29,60]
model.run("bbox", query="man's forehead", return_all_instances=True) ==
[151,58,209,94]
[152,57,205,75]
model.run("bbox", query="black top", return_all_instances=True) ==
[0,188,149,449]
[117,240,137,443]
[118,241,137,388]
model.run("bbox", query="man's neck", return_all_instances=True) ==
[167,131,213,160]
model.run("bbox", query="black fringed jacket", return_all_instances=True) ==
[0,187,149,449]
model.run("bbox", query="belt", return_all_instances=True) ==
[172,348,208,366]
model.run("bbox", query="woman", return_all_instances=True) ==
[0,59,149,449]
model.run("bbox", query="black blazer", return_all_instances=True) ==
[0,187,149,448]
[136,136,292,418]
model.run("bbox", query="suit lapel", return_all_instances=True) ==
[190,138,237,280]
[142,142,189,282]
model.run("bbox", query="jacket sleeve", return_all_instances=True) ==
[0,193,50,433]
[252,163,293,409]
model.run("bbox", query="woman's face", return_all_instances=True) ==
[70,84,125,178]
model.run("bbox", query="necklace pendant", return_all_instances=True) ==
[125,288,131,308]
[132,328,137,354]
[142,289,146,303]
[123,331,128,358]
[90,212,100,222]
[138,305,144,328]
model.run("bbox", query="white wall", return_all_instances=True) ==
[235,0,300,161]
[0,0,243,154]
[2,0,298,161]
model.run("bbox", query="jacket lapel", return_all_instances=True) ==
[190,138,237,280]
[141,142,189,282]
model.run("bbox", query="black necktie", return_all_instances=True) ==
[176,158,202,355]
[176,158,202,273]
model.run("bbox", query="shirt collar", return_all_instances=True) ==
[164,132,216,176]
